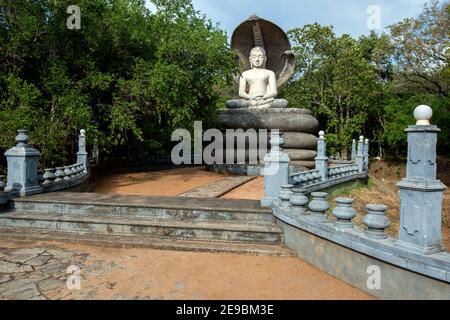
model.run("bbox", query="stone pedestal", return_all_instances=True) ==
[364,204,390,239]
[356,136,365,174]
[308,192,329,221]
[76,129,89,173]
[216,108,319,174]
[333,197,356,229]
[315,131,328,181]
[261,132,290,207]
[5,129,43,197]
[396,125,446,255]
[351,140,356,161]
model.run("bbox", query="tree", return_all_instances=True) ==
[389,0,449,97]
[0,0,236,168]
[282,24,381,157]
[283,0,450,158]
[382,0,450,156]
[358,32,395,158]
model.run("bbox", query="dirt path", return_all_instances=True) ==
[0,239,374,300]
[93,167,224,197]
[93,167,265,200]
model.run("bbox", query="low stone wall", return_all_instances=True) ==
[271,106,450,299]
[278,220,450,299]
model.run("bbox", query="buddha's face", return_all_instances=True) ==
[249,47,266,69]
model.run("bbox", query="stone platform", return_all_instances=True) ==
[0,192,292,256]
[218,108,319,133]
[216,108,320,172]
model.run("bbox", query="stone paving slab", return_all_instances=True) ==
[0,244,90,300]
[179,176,256,198]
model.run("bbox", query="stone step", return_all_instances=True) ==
[0,227,293,256]
[0,211,282,244]
[11,192,274,224]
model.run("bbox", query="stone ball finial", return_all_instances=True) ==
[365,138,369,144]
[414,105,432,125]
[15,129,30,146]
[80,129,86,136]
[359,136,364,142]
[319,131,325,139]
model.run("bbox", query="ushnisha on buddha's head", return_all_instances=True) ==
[249,46,267,69]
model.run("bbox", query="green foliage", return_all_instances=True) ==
[1,0,447,167]
[283,0,449,158]
[0,0,236,167]
[283,24,381,156]
[388,0,449,97]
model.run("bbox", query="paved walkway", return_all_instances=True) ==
[0,238,374,300]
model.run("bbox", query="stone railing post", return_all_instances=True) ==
[333,197,357,229]
[314,131,328,181]
[356,136,364,174]
[289,187,308,215]
[92,137,99,166]
[261,131,290,207]
[351,139,356,161]
[76,129,89,173]
[0,176,7,207]
[396,105,446,255]
[363,138,369,172]
[308,192,329,221]
[364,204,390,239]
[42,168,56,185]
[4,129,43,197]
[278,184,293,208]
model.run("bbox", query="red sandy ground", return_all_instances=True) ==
[93,167,223,196]
[0,239,373,300]
[88,168,374,299]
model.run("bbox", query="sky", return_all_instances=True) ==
[146,0,430,38]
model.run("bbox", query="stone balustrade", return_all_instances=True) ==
[277,133,368,201]
[2,129,90,198]
[42,163,86,185]
[261,127,360,206]
[291,169,321,186]
[273,184,449,283]
[328,164,359,180]
[272,105,449,292]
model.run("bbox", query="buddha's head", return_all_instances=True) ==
[249,46,267,69]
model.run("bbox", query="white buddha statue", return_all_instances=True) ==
[226,46,288,109]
